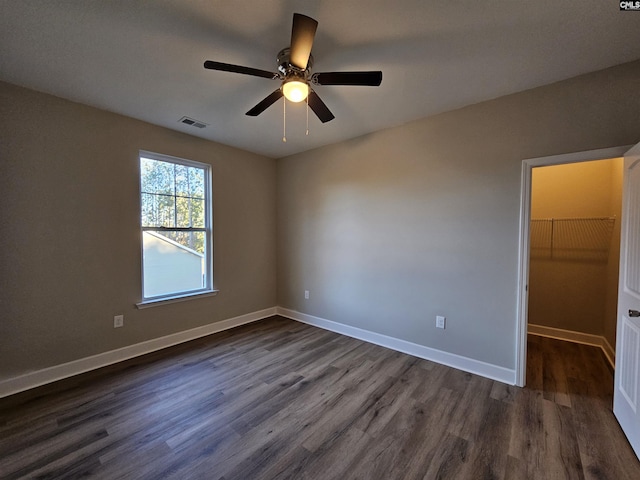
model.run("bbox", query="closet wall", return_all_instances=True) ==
[529,158,623,348]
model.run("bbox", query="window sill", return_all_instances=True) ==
[136,290,219,309]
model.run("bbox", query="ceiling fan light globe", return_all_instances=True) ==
[282,80,309,102]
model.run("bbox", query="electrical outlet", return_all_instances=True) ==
[114,315,124,328]
[304,290,310,299]
[436,315,446,329]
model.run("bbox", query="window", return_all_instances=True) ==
[139,151,213,304]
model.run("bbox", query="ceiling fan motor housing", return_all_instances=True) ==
[277,48,313,80]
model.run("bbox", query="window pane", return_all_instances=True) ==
[191,198,205,228]
[176,196,205,228]
[143,231,206,298]
[188,167,205,198]
[141,192,175,228]
[174,164,190,197]
[141,157,175,195]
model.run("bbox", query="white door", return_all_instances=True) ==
[614,141,640,459]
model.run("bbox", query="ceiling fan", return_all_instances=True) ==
[204,13,382,123]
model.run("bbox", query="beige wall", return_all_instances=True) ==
[531,160,618,218]
[277,60,640,370]
[528,160,622,341]
[0,81,277,382]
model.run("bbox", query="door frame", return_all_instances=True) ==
[515,145,633,387]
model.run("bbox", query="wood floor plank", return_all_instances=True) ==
[376,390,461,479]
[352,360,422,437]
[410,362,451,404]
[456,397,514,479]
[540,399,584,480]
[504,454,528,480]
[543,338,572,408]
[568,376,639,480]
[421,432,470,480]
[1,317,639,479]
[297,426,372,480]
[447,374,495,441]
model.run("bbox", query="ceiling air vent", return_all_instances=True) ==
[179,116,208,129]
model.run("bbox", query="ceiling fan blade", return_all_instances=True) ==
[246,89,284,116]
[307,91,335,123]
[204,60,277,79]
[312,71,383,86]
[289,13,318,70]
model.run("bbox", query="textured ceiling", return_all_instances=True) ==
[2,1,639,158]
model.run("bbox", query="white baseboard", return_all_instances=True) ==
[277,307,517,385]
[528,323,616,368]
[13,307,593,399]
[0,307,277,399]
[601,337,615,368]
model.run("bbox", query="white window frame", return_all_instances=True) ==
[137,150,215,307]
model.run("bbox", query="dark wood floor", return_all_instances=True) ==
[1,316,639,479]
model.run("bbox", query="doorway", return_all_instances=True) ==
[527,159,623,366]
[515,145,632,387]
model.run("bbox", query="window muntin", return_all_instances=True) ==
[139,151,212,302]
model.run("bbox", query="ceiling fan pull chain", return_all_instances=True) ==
[283,98,287,142]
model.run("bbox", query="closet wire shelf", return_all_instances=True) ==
[530,217,616,263]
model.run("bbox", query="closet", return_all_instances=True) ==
[527,158,623,356]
